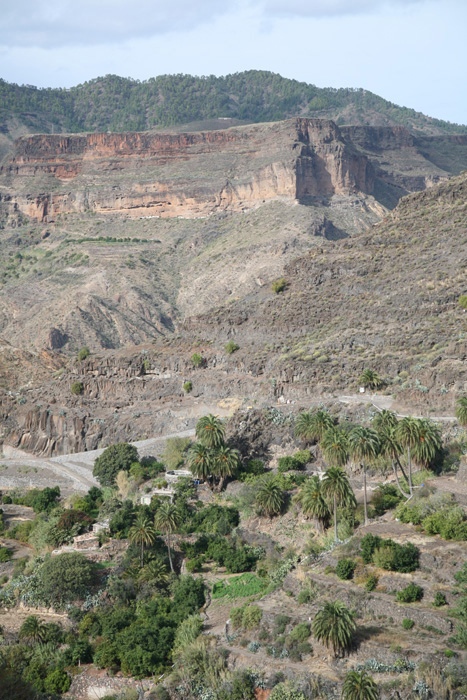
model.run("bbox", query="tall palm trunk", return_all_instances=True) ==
[166,532,174,573]
[394,453,408,483]
[362,462,368,526]
[407,447,413,495]
[392,458,410,499]
[333,494,338,542]
[141,541,144,568]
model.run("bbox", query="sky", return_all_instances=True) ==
[0,0,466,125]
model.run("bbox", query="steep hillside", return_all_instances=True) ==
[2,172,467,456]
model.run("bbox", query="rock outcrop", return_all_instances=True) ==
[1,119,375,221]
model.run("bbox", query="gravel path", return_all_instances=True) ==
[1,428,196,494]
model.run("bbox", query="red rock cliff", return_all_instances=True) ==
[0,118,373,221]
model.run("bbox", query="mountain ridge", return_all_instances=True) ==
[1,70,466,161]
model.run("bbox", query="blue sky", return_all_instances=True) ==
[0,0,466,125]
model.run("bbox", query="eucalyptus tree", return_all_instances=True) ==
[321,466,356,541]
[154,501,181,573]
[312,600,356,657]
[348,426,380,525]
[295,476,330,531]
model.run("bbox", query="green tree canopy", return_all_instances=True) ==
[38,552,94,606]
[93,442,139,486]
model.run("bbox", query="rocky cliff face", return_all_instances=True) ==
[0,119,375,222]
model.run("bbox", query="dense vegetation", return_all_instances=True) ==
[0,408,465,698]
[1,70,466,136]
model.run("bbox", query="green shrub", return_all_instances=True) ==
[288,622,311,643]
[292,450,312,467]
[396,583,423,603]
[44,669,71,694]
[277,456,302,473]
[336,558,356,580]
[373,545,396,570]
[271,278,287,294]
[0,547,13,563]
[372,484,404,516]
[360,533,382,564]
[444,649,455,658]
[71,381,83,395]
[433,592,448,607]
[242,605,263,630]
[225,341,239,354]
[360,533,419,572]
[459,294,467,310]
[77,346,90,361]
[365,574,379,592]
[191,353,204,368]
[230,606,245,629]
[230,604,262,630]
[183,381,192,393]
[274,614,291,634]
[402,618,415,630]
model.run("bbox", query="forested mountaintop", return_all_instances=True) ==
[1,70,466,138]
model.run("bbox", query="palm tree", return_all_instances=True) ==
[359,369,383,390]
[456,397,467,426]
[295,409,334,445]
[255,475,284,518]
[154,501,181,573]
[342,670,379,700]
[395,416,420,495]
[412,418,442,468]
[295,476,330,531]
[312,600,356,657]
[321,466,356,541]
[19,615,47,644]
[211,444,240,491]
[348,426,380,526]
[321,427,349,467]
[187,442,213,486]
[128,514,156,567]
[138,559,169,587]
[372,409,397,433]
[195,414,225,448]
[379,427,409,498]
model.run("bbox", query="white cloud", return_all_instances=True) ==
[0,0,234,48]
[260,0,425,18]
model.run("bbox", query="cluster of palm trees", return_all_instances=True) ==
[295,408,442,532]
[128,500,181,573]
[187,415,240,491]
